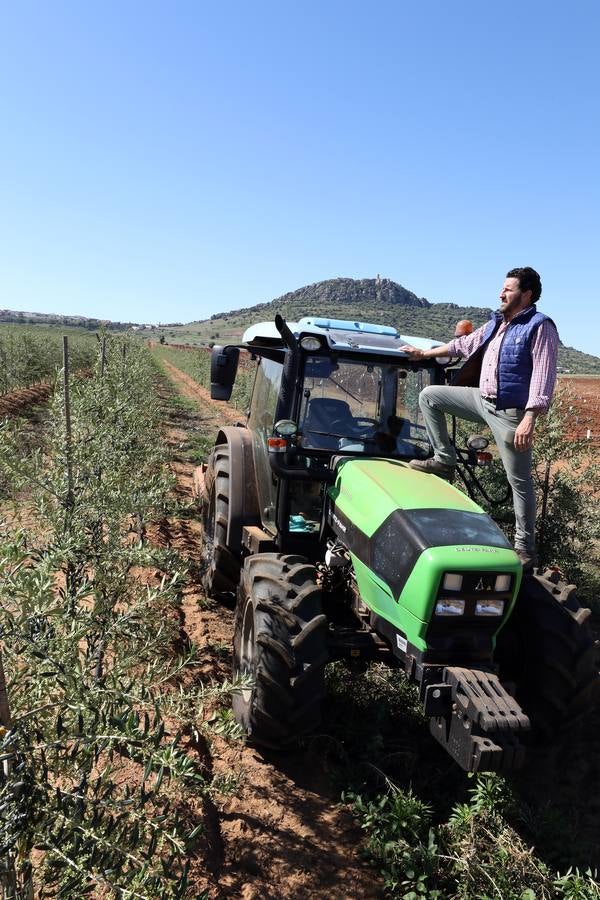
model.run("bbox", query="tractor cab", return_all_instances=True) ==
[210,315,456,553]
[210,315,452,543]
[212,315,450,459]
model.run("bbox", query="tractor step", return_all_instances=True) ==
[428,666,530,772]
[242,525,277,554]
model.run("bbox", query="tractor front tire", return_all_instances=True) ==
[201,444,240,600]
[232,554,329,748]
[496,568,600,738]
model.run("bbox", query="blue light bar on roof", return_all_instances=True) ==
[297,317,399,336]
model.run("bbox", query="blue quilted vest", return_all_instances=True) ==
[479,305,555,409]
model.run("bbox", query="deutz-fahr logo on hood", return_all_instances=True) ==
[475,576,495,592]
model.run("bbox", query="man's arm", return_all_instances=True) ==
[400,341,454,361]
[525,320,560,413]
[401,325,487,361]
[513,321,560,452]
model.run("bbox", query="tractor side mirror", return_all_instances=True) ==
[210,345,240,400]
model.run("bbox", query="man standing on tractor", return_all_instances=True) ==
[401,267,559,572]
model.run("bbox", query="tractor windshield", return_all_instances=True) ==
[298,355,433,458]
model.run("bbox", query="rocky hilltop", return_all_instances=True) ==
[272,276,430,310]
[213,277,430,322]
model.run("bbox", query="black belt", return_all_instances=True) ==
[481,395,497,404]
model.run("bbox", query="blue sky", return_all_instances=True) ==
[0,1,598,355]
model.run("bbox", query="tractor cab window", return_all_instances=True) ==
[299,355,432,459]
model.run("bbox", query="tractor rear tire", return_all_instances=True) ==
[201,444,240,600]
[496,568,600,739]
[232,554,329,748]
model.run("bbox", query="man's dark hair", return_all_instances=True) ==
[506,266,542,303]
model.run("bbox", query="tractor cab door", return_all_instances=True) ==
[247,356,283,533]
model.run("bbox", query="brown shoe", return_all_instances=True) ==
[409,458,456,482]
[515,549,537,573]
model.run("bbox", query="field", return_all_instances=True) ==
[1,341,599,897]
[0,323,98,393]
[560,375,600,444]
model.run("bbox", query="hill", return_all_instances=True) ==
[0,308,137,331]
[150,277,600,375]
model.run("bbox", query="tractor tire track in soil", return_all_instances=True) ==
[154,359,382,899]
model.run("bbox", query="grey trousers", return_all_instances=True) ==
[418,385,536,553]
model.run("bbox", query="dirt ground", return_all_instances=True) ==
[154,360,382,899]
[559,375,600,444]
[0,382,53,416]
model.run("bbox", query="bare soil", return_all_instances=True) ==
[559,375,600,444]
[0,383,53,416]
[155,360,382,898]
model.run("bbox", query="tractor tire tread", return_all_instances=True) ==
[201,444,241,600]
[497,569,599,740]
[232,554,328,748]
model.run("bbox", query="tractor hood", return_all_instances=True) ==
[327,458,519,614]
[330,458,483,529]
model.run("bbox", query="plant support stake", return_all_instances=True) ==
[63,336,76,602]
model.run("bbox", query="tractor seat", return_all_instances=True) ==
[302,398,356,450]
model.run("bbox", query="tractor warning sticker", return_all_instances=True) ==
[396,634,408,653]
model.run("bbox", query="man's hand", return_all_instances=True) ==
[514,415,536,452]
[400,344,426,361]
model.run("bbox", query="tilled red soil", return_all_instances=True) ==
[559,376,600,444]
[0,383,53,416]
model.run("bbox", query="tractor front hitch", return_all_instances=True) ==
[426,666,530,772]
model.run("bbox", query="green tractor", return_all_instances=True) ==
[195,315,598,772]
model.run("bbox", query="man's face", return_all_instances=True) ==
[499,277,532,319]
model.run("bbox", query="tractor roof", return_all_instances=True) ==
[241,316,444,357]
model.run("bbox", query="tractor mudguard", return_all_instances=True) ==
[214,426,261,554]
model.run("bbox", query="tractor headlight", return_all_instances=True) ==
[494,574,511,592]
[300,336,322,351]
[442,573,463,591]
[475,599,505,616]
[435,598,465,616]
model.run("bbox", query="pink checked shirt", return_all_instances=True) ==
[446,309,559,412]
